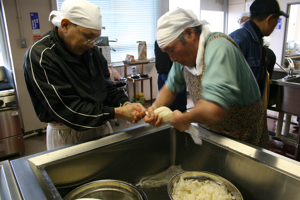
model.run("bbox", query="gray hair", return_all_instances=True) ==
[177,25,202,44]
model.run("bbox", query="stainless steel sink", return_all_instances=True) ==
[285,76,300,83]
[10,123,300,200]
[272,74,300,87]
[268,71,300,161]
[269,74,300,116]
[0,160,22,200]
[268,72,285,107]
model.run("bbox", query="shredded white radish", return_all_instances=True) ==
[172,178,236,200]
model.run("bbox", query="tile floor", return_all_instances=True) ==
[1,95,299,162]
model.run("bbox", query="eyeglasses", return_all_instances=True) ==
[73,24,102,45]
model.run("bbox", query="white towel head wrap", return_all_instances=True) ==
[157,8,210,75]
[236,12,250,21]
[49,0,102,30]
[156,8,202,48]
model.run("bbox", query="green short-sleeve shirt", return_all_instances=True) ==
[165,33,260,110]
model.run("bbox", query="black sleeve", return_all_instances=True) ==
[104,79,129,107]
[95,47,129,107]
[154,40,173,74]
[264,47,276,79]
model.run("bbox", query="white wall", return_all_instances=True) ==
[201,0,224,11]
[228,0,246,34]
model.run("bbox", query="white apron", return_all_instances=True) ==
[46,121,113,150]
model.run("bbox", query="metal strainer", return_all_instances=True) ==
[168,171,243,200]
[63,180,147,200]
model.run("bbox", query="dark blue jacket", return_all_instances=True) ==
[229,20,262,80]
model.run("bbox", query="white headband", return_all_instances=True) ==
[236,12,250,21]
[156,8,203,48]
[49,0,102,30]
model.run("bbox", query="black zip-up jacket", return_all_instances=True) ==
[154,40,173,74]
[23,27,128,131]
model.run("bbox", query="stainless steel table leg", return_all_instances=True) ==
[283,114,291,136]
[276,112,284,137]
[295,120,300,161]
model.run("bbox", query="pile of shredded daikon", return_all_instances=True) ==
[171,178,236,200]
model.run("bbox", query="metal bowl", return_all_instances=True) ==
[168,171,243,200]
[63,179,147,200]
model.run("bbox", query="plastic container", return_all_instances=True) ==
[132,66,136,76]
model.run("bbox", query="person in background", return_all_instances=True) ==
[237,11,271,48]
[154,40,187,112]
[23,0,144,150]
[237,12,250,27]
[229,0,288,97]
[236,11,271,47]
[140,8,270,149]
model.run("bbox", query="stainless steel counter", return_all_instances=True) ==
[10,123,300,200]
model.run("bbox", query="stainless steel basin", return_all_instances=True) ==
[268,71,288,107]
[269,74,300,116]
[268,71,300,161]
[285,76,300,83]
[272,74,300,87]
[10,123,300,200]
[0,160,22,200]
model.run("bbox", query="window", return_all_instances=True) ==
[57,0,160,63]
[169,0,200,18]
[0,1,11,68]
[0,46,3,66]
[169,0,224,33]
[286,4,300,45]
[200,10,224,32]
[0,2,5,66]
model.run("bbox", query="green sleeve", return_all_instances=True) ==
[202,37,260,110]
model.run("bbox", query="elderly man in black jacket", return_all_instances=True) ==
[23,0,144,150]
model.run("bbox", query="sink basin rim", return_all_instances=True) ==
[271,74,300,88]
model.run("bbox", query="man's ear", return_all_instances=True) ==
[265,14,274,25]
[60,18,72,33]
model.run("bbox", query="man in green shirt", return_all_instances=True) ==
[144,8,269,148]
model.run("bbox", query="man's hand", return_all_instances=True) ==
[131,103,146,123]
[115,103,145,123]
[170,110,190,132]
[144,106,163,127]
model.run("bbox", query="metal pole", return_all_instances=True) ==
[223,0,228,34]
[15,0,24,38]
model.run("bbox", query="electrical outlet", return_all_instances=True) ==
[20,38,27,48]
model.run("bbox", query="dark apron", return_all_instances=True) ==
[184,33,269,149]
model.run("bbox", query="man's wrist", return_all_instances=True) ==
[151,103,158,111]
